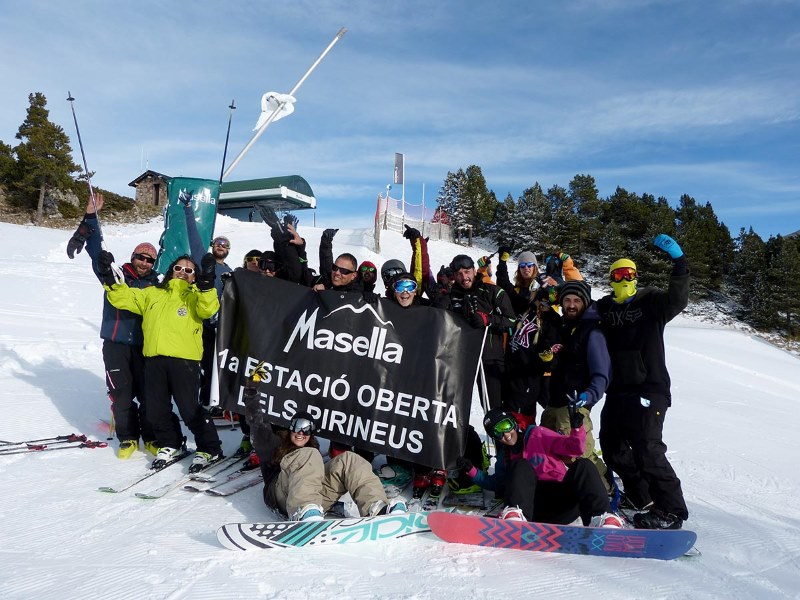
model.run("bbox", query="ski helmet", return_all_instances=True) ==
[381,259,407,286]
[609,258,637,274]
[482,409,518,441]
[289,411,316,435]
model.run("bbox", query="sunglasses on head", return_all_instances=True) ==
[518,262,536,269]
[360,265,376,273]
[133,253,155,264]
[290,418,314,435]
[610,267,637,282]
[212,238,230,249]
[452,257,475,271]
[491,417,517,441]
[393,279,418,293]
[173,264,195,275]
[331,263,355,276]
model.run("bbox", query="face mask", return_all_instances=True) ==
[611,279,638,303]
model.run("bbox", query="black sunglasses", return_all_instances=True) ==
[133,253,156,264]
[331,263,355,276]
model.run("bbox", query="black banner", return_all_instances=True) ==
[216,269,484,469]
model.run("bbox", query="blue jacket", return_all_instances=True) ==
[84,214,159,345]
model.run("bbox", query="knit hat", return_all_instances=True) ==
[477,255,492,268]
[132,242,157,260]
[517,251,537,265]
[359,260,377,272]
[558,280,591,307]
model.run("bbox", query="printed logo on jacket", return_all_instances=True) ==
[216,270,484,469]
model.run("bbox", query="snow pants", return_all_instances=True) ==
[540,405,609,492]
[144,356,221,455]
[599,392,688,520]
[268,448,388,519]
[506,457,610,525]
[103,340,152,443]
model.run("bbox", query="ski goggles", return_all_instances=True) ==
[382,267,404,282]
[172,265,195,275]
[133,253,156,264]
[490,417,517,441]
[450,256,475,271]
[518,262,536,269]
[360,265,376,274]
[259,259,277,273]
[212,237,230,249]
[393,279,418,293]
[331,263,356,276]
[290,418,315,436]
[610,267,638,282]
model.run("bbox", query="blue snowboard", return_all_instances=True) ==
[427,512,696,560]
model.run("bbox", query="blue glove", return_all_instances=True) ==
[575,392,589,409]
[653,234,683,260]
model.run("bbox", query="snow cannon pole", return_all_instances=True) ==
[222,27,347,181]
[66,92,123,283]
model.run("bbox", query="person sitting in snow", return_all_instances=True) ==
[254,410,406,521]
[457,408,623,528]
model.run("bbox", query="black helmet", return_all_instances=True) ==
[381,259,407,286]
[482,409,518,441]
[289,411,316,435]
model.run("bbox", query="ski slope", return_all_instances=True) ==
[1,217,799,599]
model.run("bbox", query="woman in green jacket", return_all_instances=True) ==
[100,251,223,472]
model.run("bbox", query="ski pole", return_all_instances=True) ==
[219,99,236,184]
[222,27,347,180]
[0,433,86,448]
[0,440,107,456]
[66,92,123,283]
[0,435,89,454]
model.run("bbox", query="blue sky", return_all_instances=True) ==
[1,1,798,239]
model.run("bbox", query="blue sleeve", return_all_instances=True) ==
[183,203,206,264]
[83,214,104,282]
[584,328,611,408]
[470,452,506,492]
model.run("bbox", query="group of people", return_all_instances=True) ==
[68,200,690,530]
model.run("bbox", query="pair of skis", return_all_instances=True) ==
[0,433,107,456]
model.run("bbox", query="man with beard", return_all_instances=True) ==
[545,280,611,492]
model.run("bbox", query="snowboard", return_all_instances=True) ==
[427,512,697,560]
[218,511,432,550]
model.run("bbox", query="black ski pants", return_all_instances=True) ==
[506,457,610,525]
[145,356,221,454]
[599,392,688,520]
[103,341,153,443]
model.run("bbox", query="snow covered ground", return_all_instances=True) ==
[1,216,799,599]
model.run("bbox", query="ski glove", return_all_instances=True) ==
[322,228,338,243]
[653,234,683,260]
[498,245,513,262]
[403,224,421,240]
[468,311,489,328]
[197,252,216,291]
[568,403,585,429]
[97,250,117,286]
[178,189,193,208]
[66,220,94,259]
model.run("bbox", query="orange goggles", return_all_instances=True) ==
[610,267,637,282]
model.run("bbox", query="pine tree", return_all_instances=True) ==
[0,140,15,185]
[13,92,80,220]
[769,236,800,337]
[463,165,497,235]
[731,227,767,323]
[569,174,603,256]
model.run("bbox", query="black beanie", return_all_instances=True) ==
[558,280,591,307]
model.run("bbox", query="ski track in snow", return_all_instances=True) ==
[1,219,799,599]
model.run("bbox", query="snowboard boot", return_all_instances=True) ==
[590,512,625,528]
[189,451,221,474]
[388,498,408,514]
[292,503,324,522]
[500,505,525,521]
[633,507,683,530]
[117,440,139,459]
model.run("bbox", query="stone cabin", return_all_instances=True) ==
[128,170,170,207]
